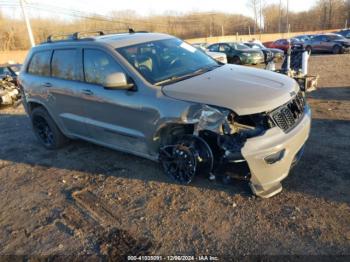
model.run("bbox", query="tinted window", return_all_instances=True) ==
[28,51,51,76]
[83,49,123,85]
[51,49,78,80]
[313,35,322,41]
[208,44,219,52]
[219,44,230,52]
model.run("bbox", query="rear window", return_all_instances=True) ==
[27,51,51,76]
[51,49,78,80]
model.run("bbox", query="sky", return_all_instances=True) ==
[1,0,317,20]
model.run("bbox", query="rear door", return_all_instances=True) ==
[48,48,90,137]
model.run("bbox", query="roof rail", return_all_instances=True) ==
[45,28,148,44]
[46,31,105,43]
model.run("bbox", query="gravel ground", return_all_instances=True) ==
[0,54,349,260]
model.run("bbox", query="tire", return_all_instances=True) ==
[231,56,241,65]
[30,107,68,149]
[332,45,341,54]
[305,46,312,55]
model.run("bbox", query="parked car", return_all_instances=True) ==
[263,38,303,53]
[192,43,228,64]
[19,31,311,198]
[243,42,284,62]
[0,63,22,83]
[207,42,264,65]
[304,33,350,54]
[333,29,350,39]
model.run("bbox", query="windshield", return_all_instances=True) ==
[328,34,345,40]
[117,38,219,85]
[228,43,250,50]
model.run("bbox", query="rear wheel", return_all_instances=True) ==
[31,107,68,149]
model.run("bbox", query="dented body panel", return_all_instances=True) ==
[242,105,311,197]
[162,64,299,115]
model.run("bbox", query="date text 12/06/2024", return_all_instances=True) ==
[127,255,219,261]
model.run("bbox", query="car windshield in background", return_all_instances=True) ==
[329,34,346,40]
[229,43,250,50]
[117,38,219,85]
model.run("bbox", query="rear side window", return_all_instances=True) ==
[51,49,78,80]
[27,51,51,76]
[83,49,123,85]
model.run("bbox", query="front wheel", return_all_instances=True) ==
[231,56,241,65]
[332,45,341,54]
[305,46,312,55]
[31,107,68,149]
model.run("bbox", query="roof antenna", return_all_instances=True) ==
[128,28,135,34]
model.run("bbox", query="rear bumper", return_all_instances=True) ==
[241,105,311,198]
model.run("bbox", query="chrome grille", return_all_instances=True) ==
[270,92,306,133]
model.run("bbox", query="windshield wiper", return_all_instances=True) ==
[155,65,220,86]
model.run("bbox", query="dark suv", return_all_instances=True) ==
[304,34,350,54]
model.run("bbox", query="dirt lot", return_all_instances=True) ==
[0,54,349,260]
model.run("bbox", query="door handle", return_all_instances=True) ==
[82,89,94,96]
[42,82,52,87]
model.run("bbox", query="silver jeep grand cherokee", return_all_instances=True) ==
[19,31,311,198]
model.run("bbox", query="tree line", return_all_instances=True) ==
[0,0,349,51]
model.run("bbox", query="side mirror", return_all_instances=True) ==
[103,72,134,90]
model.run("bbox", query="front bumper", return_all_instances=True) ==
[241,105,311,198]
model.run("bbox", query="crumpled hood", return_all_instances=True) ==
[162,64,299,115]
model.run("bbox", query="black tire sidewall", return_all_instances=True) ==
[30,107,67,149]
[333,45,341,54]
[232,56,241,64]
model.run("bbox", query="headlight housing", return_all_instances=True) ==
[183,104,274,137]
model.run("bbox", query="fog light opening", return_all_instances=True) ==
[264,149,286,164]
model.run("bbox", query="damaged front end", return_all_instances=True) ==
[159,104,277,195]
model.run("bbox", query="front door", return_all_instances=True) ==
[78,48,148,155]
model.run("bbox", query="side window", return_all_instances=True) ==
[208,44,219,52]
[313,35,321,41]
[219,44,230,52]
[83,49,123,85]
[27,51,51,76]
[321,36,328,42]
[51,49,78,81]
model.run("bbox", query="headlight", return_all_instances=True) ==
[183,105,273,137]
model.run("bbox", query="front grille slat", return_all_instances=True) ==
[270,92,306,133]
